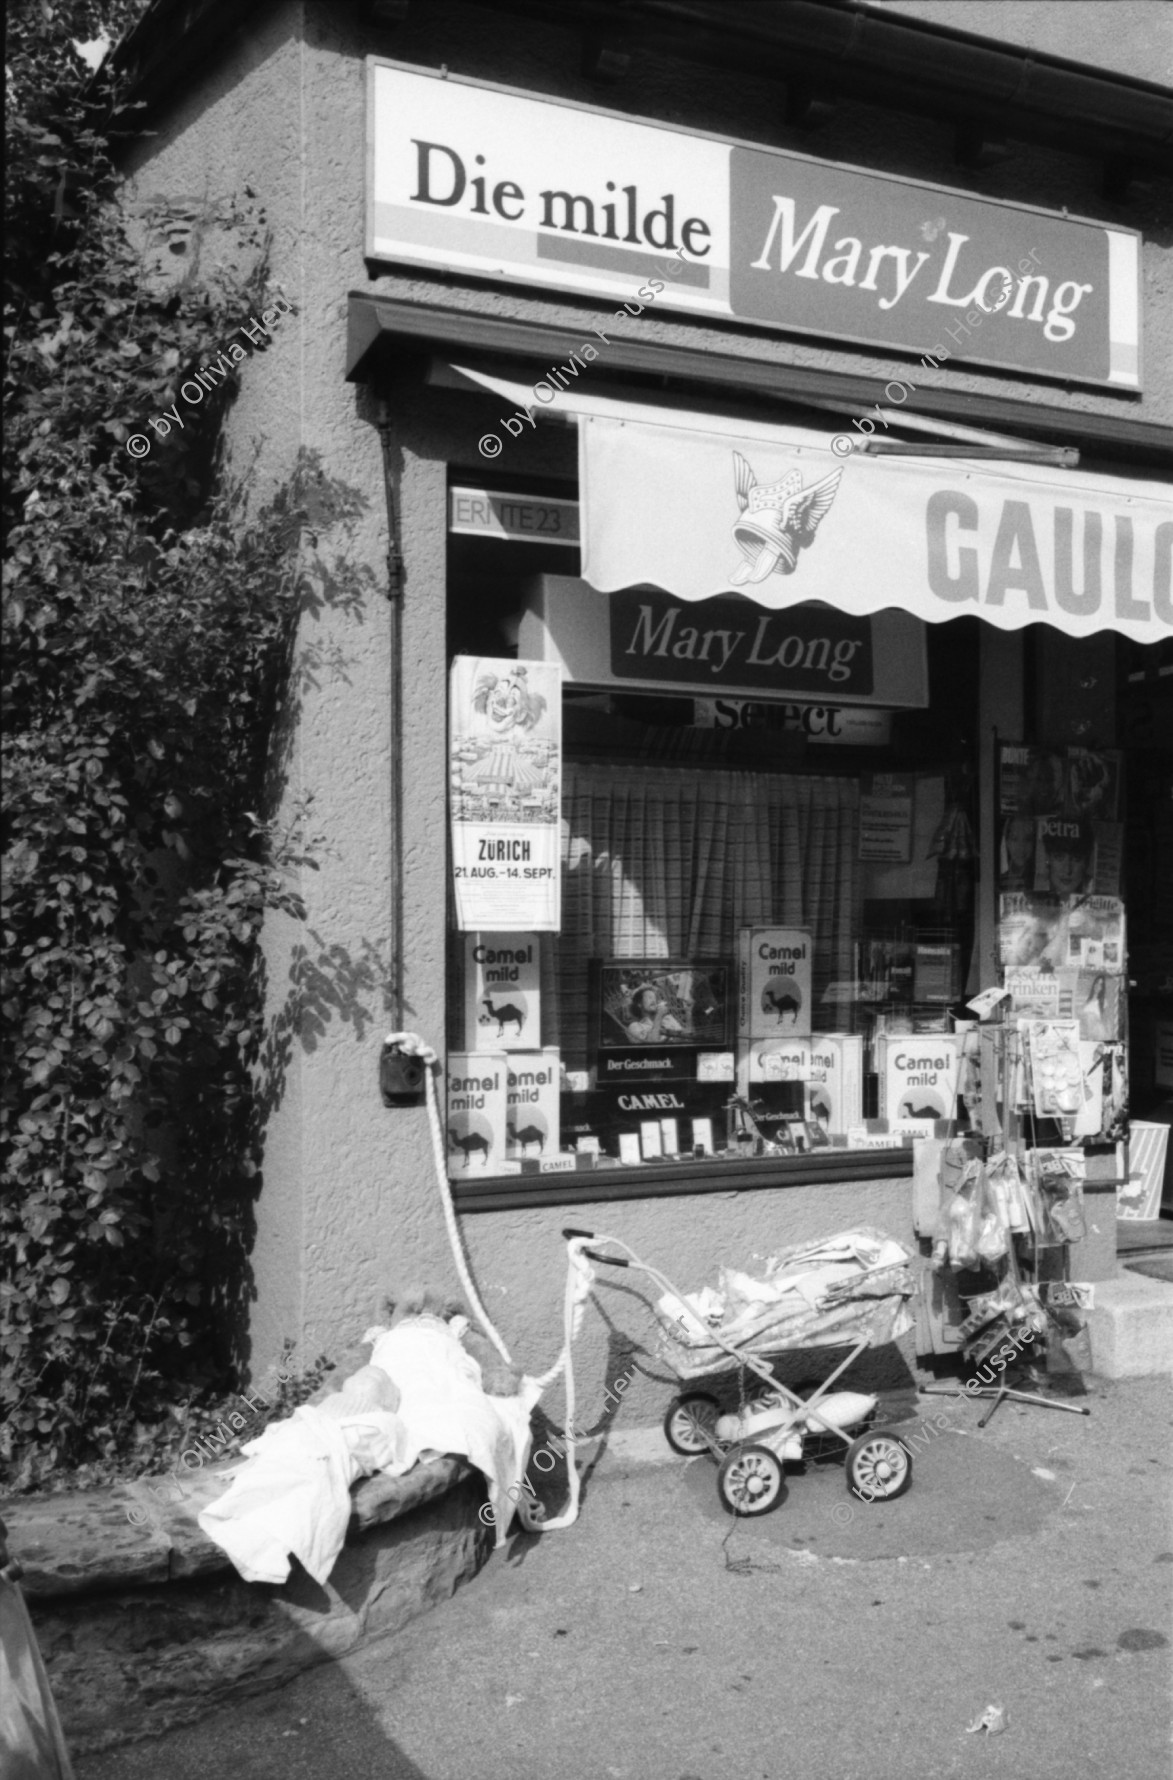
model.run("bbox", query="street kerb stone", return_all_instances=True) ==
[28,1471,492,1755]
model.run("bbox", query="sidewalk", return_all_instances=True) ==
[73,1374,1173,1780]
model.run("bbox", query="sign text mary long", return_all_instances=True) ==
[368,61,1140,390]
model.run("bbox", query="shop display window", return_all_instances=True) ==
[445,510,983,1191]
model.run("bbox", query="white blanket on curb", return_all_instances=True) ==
[198,1318,540,1584]
[365,1319,541,1549]
[197,1404,409,1586]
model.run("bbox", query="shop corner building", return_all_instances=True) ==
[116,0,1173,1406]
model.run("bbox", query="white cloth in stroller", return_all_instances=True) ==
[656,1227,914,1363]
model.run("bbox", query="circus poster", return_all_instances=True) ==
[449,656,562,931]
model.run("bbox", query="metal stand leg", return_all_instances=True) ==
[919,1382,1090,1422]
[977,1386,1009,1429]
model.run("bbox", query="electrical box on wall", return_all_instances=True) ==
[379,1038,427,1107]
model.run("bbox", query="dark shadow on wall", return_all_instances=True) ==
[212,926,414,1381]
[263,450,381,797]
[295,930,402,1052]
[184,453,400,1387]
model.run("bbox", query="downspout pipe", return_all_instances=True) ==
[376,399,405,1032]
[374,402,430,1109]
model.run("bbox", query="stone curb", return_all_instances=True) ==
[28,1470,492,1755]
[5,1454,487,1754]
[4,1453,474,1600]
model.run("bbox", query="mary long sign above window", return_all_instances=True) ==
[518,577,927,708]
[367,60,1141,390]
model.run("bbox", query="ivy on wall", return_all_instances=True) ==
[2,2,375,1488]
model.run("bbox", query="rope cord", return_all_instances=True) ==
[385,1030,515,1370]
[516,1238,595,1533]
[383,1031,587,1532]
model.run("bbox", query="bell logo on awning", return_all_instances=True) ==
[368,61,1142,390]
[730,453,842,586]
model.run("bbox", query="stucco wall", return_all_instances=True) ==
[885,1,1173,87]
[118,0,1166,1420]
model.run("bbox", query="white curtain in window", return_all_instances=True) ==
[554,764,859,1061]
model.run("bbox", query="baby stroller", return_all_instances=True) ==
[566,1226,917,1517]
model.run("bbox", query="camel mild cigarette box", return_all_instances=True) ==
[738,1035,863,1134]
[505,1048,561,1160]
[446,1051,508,1175]
[739,1037,813,1089]
[464,933,541,1052]
[878,1034,963,1129]
[737,927,813,1039]
[805,1035,863,1136]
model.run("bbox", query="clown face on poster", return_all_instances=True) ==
[449,656,562,931]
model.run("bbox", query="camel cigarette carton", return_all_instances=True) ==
[446,1051,508,1175]
[735,1034,862,1138]
[505,1048,561,1160]
[737,926,812,1039]
[878,1034,963,1130]
[805,1035,863,1136]
[738,1037,813,1091]
[738,1035,862,1131]
[464,933,541,1051]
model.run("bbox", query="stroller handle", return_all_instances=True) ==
[563,1228,630,1267]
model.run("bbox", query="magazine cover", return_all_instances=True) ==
[449,656,561,931]
[1033,815,1096,896]
[1005,969,1062,1021]
[1064,896,1126,973]
[998,744,1121,822]
[1005,969,1122,1039]
[998,744,1121,893]
[998,893,1068,971]
[1068,970,1122,1040]
[1099,1040,1129,1142]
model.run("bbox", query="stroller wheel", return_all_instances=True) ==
[845,1428,913,1502]
[717,1444,787,1517]
[664,1393,721,1456]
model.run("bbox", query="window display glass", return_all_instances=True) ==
[446,521,983,1185]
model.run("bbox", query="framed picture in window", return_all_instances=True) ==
[592,960,730,1053]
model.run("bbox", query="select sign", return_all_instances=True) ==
[694,699,892,744]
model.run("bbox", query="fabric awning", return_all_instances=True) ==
[451,366,1172,645]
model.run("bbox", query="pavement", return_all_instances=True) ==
[73,1374,1172,1780]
